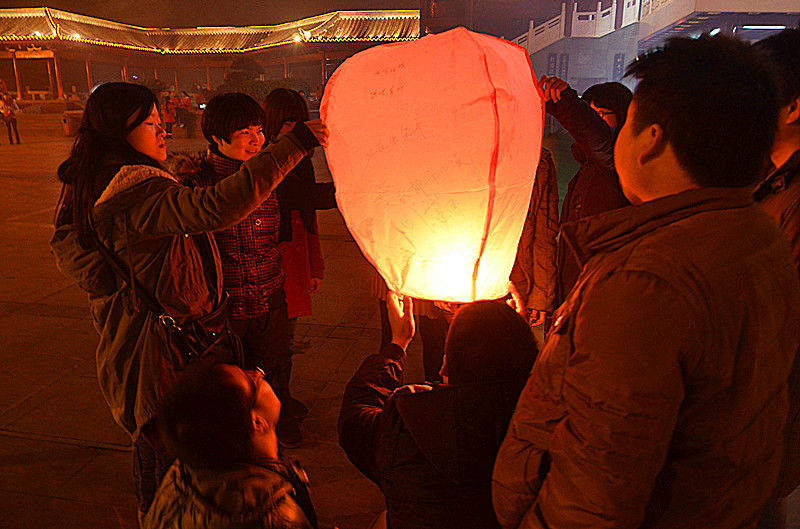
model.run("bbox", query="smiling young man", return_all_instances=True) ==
[492,35,800,529]
[170,92,305,448]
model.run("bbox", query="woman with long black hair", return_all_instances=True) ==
[50,82,326,521]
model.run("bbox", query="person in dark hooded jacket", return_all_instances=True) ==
[541,77,632,306]
[338,294,537,529]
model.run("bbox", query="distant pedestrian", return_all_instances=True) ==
[161,93,175,136]
[0,92,20,144]
[169,91,181,128]
[177,91,192,133]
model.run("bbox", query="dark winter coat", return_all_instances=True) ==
[547,87,629,305]
[492,187,800,529]
[339,344,527,529]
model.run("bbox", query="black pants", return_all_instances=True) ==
[4,118,19,144]
[132,435,173,516]
[229,289,298,432]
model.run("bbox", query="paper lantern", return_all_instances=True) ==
[321,27,543,302]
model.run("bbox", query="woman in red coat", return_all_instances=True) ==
[263,88,336,411]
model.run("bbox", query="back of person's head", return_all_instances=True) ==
[55,82,161,241]
[201,91,265,147]
[753,25,800,107]
[158,364,253,470]
[625,34,779,188]
[444,301,537,385]
[262,88,310,142]
[582,81,633,127]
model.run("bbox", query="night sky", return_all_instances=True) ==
[0,0,569,38]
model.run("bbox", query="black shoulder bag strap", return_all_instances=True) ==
[88,216,227,359]
[89,217,183,331]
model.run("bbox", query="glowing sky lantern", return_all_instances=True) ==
[321,27,543,302]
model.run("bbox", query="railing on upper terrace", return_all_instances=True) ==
[571,1,617,38]
[513,4,566,54]
[516,1,630,55]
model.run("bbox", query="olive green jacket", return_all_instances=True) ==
[51,132,310,438]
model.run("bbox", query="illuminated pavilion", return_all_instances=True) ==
[0,7,420,99]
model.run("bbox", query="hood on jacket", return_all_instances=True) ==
[51,223,117,297]
[393,378,526,486]
[146,459,316,529]
[571,142,589,165]
[165,151,208,187]
[187,463,295,517]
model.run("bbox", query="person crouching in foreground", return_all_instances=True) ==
[338,293,538,529]
[144,364,318,529]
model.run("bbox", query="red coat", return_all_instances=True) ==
[279,210,324,319]
[162,99,176,124]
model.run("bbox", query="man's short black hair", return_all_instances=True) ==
[444,301,537,385]
[625,34,780,188]
[158,364,253,470]
[753,25,800,107]
[201,91,265,145]
[582,82,633,127]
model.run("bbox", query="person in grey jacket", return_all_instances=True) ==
[50,82,327,519]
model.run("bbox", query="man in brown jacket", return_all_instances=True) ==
[492,35,800,529]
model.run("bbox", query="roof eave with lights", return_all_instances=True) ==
[0,7,420,54]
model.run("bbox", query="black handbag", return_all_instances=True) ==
[90,225,243,366]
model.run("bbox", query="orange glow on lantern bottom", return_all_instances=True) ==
[385,242,511,303]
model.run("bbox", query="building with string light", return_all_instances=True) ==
[0,7,419,101]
